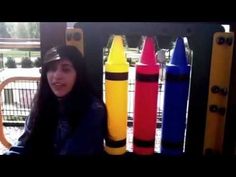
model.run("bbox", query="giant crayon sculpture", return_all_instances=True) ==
[203,32,234,155]
[161,37,190,156]
[104,35,129,155]
[133,36,160,155]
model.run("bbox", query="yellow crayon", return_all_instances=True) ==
[105,35,129,155]
[204,32,234,154]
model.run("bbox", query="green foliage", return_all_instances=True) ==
[0,60,3,68]
[0,22,11,38]
[15,23,28,38]
[1,50,40,58]
[0,54,3,68]
[5,57,16,68]
[27,22,40,38]
[4,115,26,121]
[34,57,42,67]
[5,22,40,38]
[21,57,33,68]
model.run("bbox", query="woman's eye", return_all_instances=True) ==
[47,64,57,72]
[62,67,72,73]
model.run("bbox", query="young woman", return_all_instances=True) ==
[5,45,107,156]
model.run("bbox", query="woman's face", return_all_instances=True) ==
[47,58,77,98]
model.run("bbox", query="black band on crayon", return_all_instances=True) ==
[133,137,155,147]
[105,72,128,81]
[166,73,189,82]
[136,73,159,82]
[105,138,126,148]
[161,140,183,149]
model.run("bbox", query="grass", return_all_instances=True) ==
[0,50,40,58]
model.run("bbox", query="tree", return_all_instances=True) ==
[5,57,16,68]
[0,54,3,68]
[27,23,40,38]
[15,23,29,38]
[5,22,40,38]
[21,57,33,68]
[0,23,11,38]
[34,57,42,67]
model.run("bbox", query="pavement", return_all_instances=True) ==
[0,68,41,82]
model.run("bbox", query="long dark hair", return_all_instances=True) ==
[26,45,98,155]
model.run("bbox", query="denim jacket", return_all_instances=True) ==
[5,96,107,156]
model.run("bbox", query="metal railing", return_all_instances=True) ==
[0,76,40,148]
[0,72,165,148]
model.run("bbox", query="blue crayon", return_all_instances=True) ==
[161,37,190,156]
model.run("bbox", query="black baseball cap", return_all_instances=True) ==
[43,47,61,64]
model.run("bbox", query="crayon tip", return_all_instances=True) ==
[140,37,156,65]
[170,37,188,66]
[107,35,127,64]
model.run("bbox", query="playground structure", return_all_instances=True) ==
[0,22,236,156]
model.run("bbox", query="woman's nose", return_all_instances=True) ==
[53,69,63,79]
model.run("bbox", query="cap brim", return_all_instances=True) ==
[44,54,61,64]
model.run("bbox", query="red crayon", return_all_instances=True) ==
[133,36,160,155]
